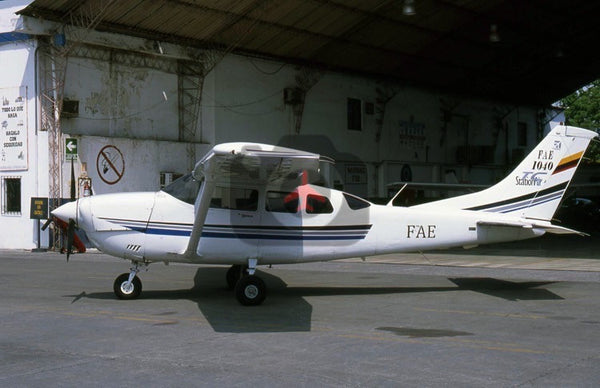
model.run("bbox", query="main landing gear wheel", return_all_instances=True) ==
[234,275,266,306]
[113,273,142,300]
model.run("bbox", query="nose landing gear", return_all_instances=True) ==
[113,261,145,300]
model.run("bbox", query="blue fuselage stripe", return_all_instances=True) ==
[124,223,371,240]
[201,231,366,240]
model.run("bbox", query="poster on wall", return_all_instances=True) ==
[1,86,28,171]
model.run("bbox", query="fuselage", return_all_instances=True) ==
[57,183,543,265]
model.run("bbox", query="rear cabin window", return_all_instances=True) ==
[343,193,371,210]
[210,187,258,211]
[266,191,298,213]
[306,194,333,214]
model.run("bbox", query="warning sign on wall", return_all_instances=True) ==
[0,86,28,171]
[30,197,48,220]
[96,145,124,185]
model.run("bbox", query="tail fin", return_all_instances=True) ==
[413,125,598,220]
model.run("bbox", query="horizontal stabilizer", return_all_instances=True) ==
[477,220,588,236]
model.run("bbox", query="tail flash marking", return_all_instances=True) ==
[465,182,567,213]
[552,151,584,175]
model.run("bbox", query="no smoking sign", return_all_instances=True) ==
[96,145,125,185]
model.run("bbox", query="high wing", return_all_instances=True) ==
[192,142,326,185]
[178,142,329,259]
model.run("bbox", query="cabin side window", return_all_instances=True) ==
[210,187,258,211]
[306,194,333,214]
[266,190,335,214]
[265,191,298,213]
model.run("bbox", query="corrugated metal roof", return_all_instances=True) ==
[17,0,600,104]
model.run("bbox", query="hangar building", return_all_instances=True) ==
[1,0,599,249]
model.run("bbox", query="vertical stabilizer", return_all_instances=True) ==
[413,125,597,220]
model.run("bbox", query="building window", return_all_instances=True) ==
[2,176,22,215]
[517,122,527,147]
[347,98,362,131]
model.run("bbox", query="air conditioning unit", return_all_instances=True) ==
[61,100,79,118]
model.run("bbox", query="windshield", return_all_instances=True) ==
[162,173,201,205]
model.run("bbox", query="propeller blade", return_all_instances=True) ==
[66,218,76,262]
[41,218,53,231]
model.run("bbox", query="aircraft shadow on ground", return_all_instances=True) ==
[66,269,562,332]
[448,278,563,301]
[442,233,600,259]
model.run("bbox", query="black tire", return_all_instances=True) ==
[226,265,244,290]
[113,273,142,300]
[234,275,266,306]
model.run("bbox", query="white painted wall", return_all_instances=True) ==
[0,39,45,249]
[60,53,210,197]
[62,57,178,141]
[0,1,32,33]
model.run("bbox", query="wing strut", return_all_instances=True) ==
[181,177,215,259]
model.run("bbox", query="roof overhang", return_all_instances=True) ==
[16,0,600,105]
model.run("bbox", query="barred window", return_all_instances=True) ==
[2,176,22,215]
[347,98,362,131]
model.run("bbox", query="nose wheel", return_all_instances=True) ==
[113,262,145,300]
[114,273,142,299]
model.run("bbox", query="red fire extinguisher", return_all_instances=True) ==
[83,181,91,197]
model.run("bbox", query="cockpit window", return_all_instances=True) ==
[162,173,200,205]
[343,193,371,210]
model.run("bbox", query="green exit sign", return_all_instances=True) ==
[65,138,78,161]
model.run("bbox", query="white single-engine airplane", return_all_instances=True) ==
[52,125,597,305]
